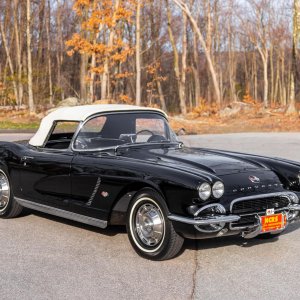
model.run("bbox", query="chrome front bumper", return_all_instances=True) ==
[168,214,241,225]
[168,201,300,238]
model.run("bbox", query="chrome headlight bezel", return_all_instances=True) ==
[212,181,225,198]
[198,182,211,201]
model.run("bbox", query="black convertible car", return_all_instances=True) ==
[0,104,300,260]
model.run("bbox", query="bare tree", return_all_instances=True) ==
[0,10,19,106]
[26,0,34,112]
[245,0,272,108]
[172,0,221,107]
[286,0,299,114]
[165,0,187,114]
[46,0,53,106]
[13,0,23,107]
[136,0,142,106]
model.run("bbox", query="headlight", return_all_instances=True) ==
[198,183,211,200]
[212,181,224,198]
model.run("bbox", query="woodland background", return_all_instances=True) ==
[0,0,299,132]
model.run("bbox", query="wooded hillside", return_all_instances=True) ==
[0,0,299,115]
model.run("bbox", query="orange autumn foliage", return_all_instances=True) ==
[66,0,137,88]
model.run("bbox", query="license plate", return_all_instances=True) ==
[260,213,286,233]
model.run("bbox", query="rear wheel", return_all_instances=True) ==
[0,168,23,218]
[126,188,184,260]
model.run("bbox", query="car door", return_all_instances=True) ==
[70,113,138,220]
[18,121,78,208]
[71,153,135,221]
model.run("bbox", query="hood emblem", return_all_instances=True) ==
[249,175,260,183]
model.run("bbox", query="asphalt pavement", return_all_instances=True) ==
[0,132,300,300]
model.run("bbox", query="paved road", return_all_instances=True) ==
[0,133,300,300]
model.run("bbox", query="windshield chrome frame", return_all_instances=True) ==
[70,110,175,153]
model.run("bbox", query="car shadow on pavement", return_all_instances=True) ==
[184,235,277,251]
[184,221,300,251]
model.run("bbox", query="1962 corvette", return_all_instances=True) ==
[0,104,300,260]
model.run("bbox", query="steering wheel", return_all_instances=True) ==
[136,129,155,136]
[147,135,167,143]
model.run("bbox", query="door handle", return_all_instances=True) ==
[21,156,34,161]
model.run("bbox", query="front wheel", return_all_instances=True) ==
[126,188,184,260]
[0,168,23,218]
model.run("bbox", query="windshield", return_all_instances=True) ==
[73,112,178,150]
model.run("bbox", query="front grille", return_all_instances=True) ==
[231,196,290,214]
[231,215,257,228]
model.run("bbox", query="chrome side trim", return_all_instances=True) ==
[168,214,240,225]
[86,177,101,206]
[15,197,107,229]
[230,192,299,212]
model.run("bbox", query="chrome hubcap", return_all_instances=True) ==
[135,203,164,247]
[0,172,10,211]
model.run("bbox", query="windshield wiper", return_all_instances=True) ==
[114,141,182,152]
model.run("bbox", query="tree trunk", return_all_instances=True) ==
[80,54,88,102]
[101,0,120,100]
[192,34,201,106]
[46,0,53,106]
[281,51,286,106]
[172,0,221,107]
[286,0,299,114]
[274,51,280,104]
[257,47,268,108]
[0,21,19,106]
[56,3,64,100]
[166,0,187,114]
[27,0,35,112]
[228,19,236,103]
[263,57,268,108]
[180,11,187,113]
[13,0,23,107]
[135,0,142,106]
[88,53,96,103]
[190,0,201,107]
[157,81,167,112]
[206,0,212,104]
[270,45,274,105]
[253,52,258,101]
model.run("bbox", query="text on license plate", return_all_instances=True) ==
[260,213,286,233]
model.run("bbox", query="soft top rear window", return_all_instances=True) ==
[44,121,79,150]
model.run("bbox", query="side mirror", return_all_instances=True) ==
[176,128,186,136]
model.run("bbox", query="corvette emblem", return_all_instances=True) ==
[249,175,260,183]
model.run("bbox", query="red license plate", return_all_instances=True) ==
[260,213,286,233]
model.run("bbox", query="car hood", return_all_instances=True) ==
[123,146,267,176]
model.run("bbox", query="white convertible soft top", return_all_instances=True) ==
[29,104,168,147]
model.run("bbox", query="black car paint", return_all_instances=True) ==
[1,120,300,240]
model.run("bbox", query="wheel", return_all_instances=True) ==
[256,232,281,239]
[0,168,23,218]
[126,188,184,260]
